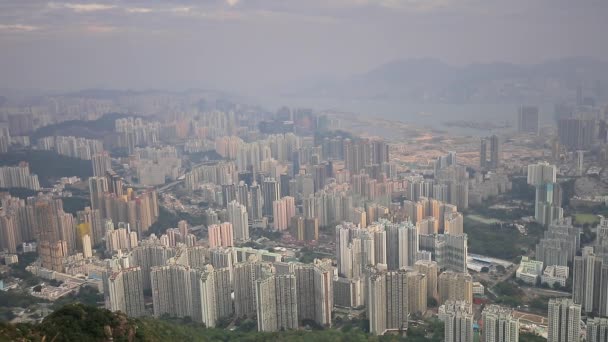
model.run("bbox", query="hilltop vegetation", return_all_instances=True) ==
[0,303,443,342]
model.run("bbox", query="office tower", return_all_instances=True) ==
[92,152,112,177]
[482,305,519,342]
[438,271,473,305]
[518,105,540,134]
[572,247,607,315]
[367,268,409,336]
[227,201,249,241]
[262,178,280,218]
[208,223,234,248]
[415,260,439,299]
[444,233,468,273]
[294,260,333,327]
[255,274,298,332]
[547,298,581,342]
[439,300,474,342]
[104,266,146,317]
[587,317,608,342]
[273,196,295,231]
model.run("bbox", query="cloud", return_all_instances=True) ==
[0,24,39,32]
[85,24,118,33]
[49,2,117,13]
[171,7,192,13]
[126,7,154,14]
[226,0,239,6]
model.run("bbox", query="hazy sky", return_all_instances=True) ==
[1,0,607,94]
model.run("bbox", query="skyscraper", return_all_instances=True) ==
[587,317,608,342]
[293,260,333,327]
[438,271,473,305]
[518,105,540,135]
[547,298,581,342]
[262,178,280,218]
[439,300,474,342]
[255,274,298,332]
[227,200,249,241]
[415,259,439,300]
[482,305,519,342]
[480,135,501,170]
[92,151,112,177]
[367,268,409,336]
[527,162,563,225]
[208,222,234,248]
[572,247,608,315]
[104,266,146,317]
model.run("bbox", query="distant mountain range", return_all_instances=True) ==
[290,57,608,104]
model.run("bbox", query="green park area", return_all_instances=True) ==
[573,213,600,226]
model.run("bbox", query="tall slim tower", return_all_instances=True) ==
[547,298,581,342]
[439,300,474,342]
[482,305,519,342]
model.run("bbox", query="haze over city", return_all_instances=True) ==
[1,0,608,94]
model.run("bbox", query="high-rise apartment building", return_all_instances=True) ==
[572,247,608,315]
[255,274,298,332]
[92,151,112,177]
[587,317,608,342]
[482,305,519,342]
[438,271,473,305]
[367,268,409,336]
[293,260,333,327]
[439,300,474,342]
[527,162,563,225]
[208,222,234,248]
[415,259,439,300]
[547,298,581,342]
[103,266,146,317]
[262,178,280,218]
[272,196,295,231]
[227,200,249,242]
